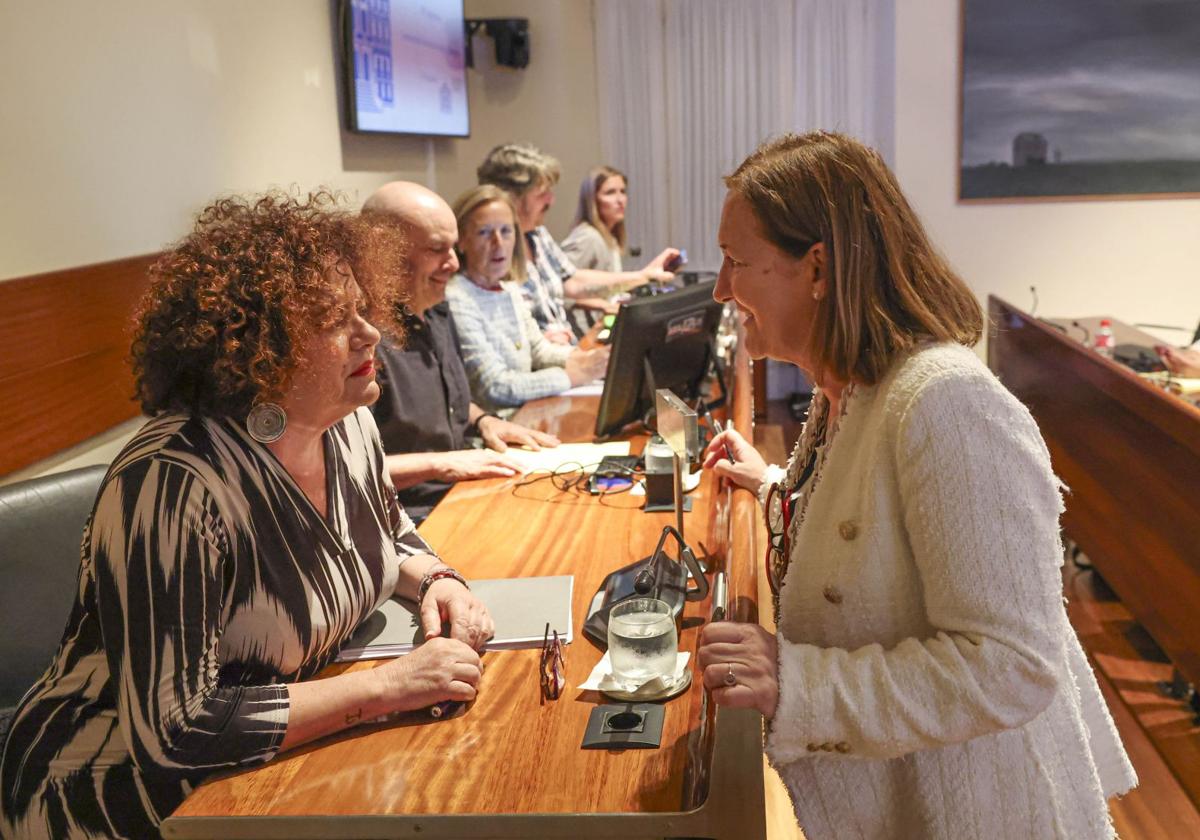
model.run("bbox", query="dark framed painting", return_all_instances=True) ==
[959,0,1200,202]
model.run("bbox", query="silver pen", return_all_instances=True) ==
[710,571,728,622]
[711,417,736,464]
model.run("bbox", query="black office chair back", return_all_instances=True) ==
[0,465,106,738]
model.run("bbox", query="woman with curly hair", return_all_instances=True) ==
[0,191,493,840]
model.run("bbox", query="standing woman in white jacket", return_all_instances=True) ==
[697,131,1136,840]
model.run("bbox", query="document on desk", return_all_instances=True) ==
[560,379,604,397]
[336,575,575,661]
[504,441,631,474]
[1140,371,1200,395]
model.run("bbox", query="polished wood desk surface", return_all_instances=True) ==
[166,342,765,839]
[988,298,1200,688]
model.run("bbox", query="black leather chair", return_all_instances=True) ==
[0,465,106,740]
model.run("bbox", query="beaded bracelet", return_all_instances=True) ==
[417,567,469,605]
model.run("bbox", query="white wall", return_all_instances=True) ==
[0,0,602,483]
[894,0,1200,349]
[435,0,601,239]
[0,0,438,281]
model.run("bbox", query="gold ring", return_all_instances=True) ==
[724,663,737,686]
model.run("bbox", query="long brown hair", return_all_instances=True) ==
[725,131,982,385]
[573,165,627,250]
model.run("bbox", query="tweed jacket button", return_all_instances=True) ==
[820,742,835,752]
[823,585,843,605]
[838,520,858,540]
[806,742,820,752]
[835,741,851,753]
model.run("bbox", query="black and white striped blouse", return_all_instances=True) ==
[0,407,432,839]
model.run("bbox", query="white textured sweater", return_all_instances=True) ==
[760,343,1136,840]
[445,275,573,412]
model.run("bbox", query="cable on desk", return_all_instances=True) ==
[510,460,645,505]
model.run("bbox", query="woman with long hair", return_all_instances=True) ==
[562,165,629,273]
[697,132,1136,839]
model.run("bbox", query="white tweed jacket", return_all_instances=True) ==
[760,342,1136,840]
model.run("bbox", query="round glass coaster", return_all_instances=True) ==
[600,668,692,703]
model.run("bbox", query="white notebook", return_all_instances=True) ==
[336,575,574,661]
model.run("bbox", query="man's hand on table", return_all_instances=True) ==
[477,415,561,452]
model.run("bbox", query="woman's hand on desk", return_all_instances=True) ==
[698,621,779,718]
[376,637,484,712]
[420,577,495,651]
[543,328,575,345]
[702,428,767,491]
[566,347,610,385]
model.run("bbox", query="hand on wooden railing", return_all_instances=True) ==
[697,621,779,718]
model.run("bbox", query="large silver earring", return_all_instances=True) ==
[247,402,287,443]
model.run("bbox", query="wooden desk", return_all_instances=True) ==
[164,341,765,839]
[987,297,1200,690]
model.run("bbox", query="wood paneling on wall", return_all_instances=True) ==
[0,255,157,476]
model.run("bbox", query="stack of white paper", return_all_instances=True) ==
[502,441,631,475]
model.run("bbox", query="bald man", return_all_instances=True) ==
[364,181,559,521]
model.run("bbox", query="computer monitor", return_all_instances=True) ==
[594,281,725,438]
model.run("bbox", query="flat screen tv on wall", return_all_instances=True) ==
[342,0,469,138]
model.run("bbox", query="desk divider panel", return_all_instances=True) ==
[0,254,157,476]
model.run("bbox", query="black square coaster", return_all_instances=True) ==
[581,703,665,750]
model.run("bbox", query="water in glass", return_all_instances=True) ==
[608,598,678,688]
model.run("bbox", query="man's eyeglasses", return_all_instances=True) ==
[540,622,565,703]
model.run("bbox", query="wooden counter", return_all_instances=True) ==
[987,297,1200,688]
[164,336,765,839]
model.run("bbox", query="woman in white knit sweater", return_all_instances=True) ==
[697,132,1136,839]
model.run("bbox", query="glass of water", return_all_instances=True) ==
[607,598,678,689]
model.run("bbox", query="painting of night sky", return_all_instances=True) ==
[960,0,1200,200]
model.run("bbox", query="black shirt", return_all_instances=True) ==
[370,303,473,521]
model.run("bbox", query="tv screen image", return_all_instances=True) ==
[345,0,469,137]
[595,282,725,438]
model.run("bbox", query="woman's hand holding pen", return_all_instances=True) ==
[702,427,767,492]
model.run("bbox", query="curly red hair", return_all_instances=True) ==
[132,190,407,418]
